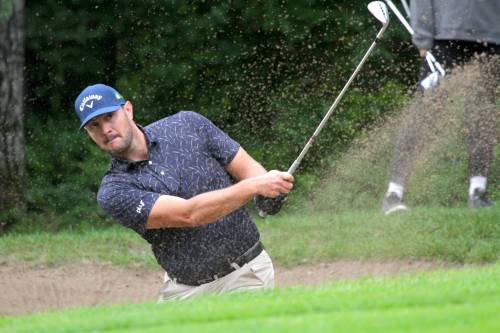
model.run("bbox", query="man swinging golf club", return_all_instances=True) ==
[74,84,293,300]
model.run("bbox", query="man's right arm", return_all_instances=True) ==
[146,170,293,229]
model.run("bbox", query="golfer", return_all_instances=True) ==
[381,0,499,214]
[74,83,293,300]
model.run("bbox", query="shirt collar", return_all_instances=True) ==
[109,124,159,172]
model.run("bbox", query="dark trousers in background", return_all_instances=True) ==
[390,40,499,185]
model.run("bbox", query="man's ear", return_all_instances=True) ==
[123,101,134,120]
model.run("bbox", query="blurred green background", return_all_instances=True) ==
[19,1,419,230]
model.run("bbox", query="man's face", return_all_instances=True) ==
[84,104,134,156]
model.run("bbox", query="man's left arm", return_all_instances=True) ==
[226,148,288,216]
[225,147,267,181]
[191,111,290,215]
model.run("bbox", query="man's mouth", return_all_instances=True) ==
[105,134,120,144]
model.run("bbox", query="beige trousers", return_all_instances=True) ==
[158,250,274,302]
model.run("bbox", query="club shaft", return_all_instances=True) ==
[288,24,388,174]
[400,0,411,19]
[385,0,413,35]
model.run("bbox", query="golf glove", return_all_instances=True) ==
[254,194,287,216]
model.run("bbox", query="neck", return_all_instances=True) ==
[114,124,148,161]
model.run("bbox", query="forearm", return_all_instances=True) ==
[147,147,293,229]
[146,178,258,229]
[238,158,267,179]
[226,147,267,180]
[184,178,257,225]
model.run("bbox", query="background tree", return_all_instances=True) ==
[0,0,25,234]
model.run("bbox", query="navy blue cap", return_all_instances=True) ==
[74,84,125,129]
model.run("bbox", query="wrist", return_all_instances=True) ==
[240,177,259,197]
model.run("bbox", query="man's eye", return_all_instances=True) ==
[106,113,113,120]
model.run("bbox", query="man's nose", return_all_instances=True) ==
[101,122,113,134]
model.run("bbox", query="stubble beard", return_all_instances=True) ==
[106,127,134,158]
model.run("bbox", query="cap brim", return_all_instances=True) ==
[79,104,124,129]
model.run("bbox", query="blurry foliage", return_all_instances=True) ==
[23,0,416,229]
[22,117,113,231]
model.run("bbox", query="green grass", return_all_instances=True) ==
[0,226,156,269]
[2,205,499,268]
[260,205,500,266]
[1,264,499,333]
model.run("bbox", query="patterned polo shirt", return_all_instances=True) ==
[97,111,260,283]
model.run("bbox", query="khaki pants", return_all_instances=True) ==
[158,250,274,302]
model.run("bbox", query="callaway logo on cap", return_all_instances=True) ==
[74,84,125,129]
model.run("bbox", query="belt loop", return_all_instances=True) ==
[230,262,240,270]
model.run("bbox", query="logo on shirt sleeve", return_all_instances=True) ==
[136,200,145,214]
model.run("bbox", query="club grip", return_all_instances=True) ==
[257,193,288,218]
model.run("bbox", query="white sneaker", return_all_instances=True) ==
[381,192,408,215]
[467,189,493,209]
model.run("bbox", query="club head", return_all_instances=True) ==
[368,1,390,26]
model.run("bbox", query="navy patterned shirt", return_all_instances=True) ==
[97,111,260,283]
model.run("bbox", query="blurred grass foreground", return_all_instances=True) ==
[1,264,500,333]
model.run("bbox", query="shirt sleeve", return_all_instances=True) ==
[97,178,161,236]
[182,111,240,165]
[411,0,435,49]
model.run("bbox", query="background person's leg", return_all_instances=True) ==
[463,49,499,207]
[383,83,448,213]
[383,40,472,214]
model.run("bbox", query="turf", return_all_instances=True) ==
[1,204,499,269]
[260,204,500,266]
[1,264,499,333]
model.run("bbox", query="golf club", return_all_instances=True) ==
[400,0,410,19]
[288,1,389,175]
[384,0,445,89]
[258,1,390,217]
